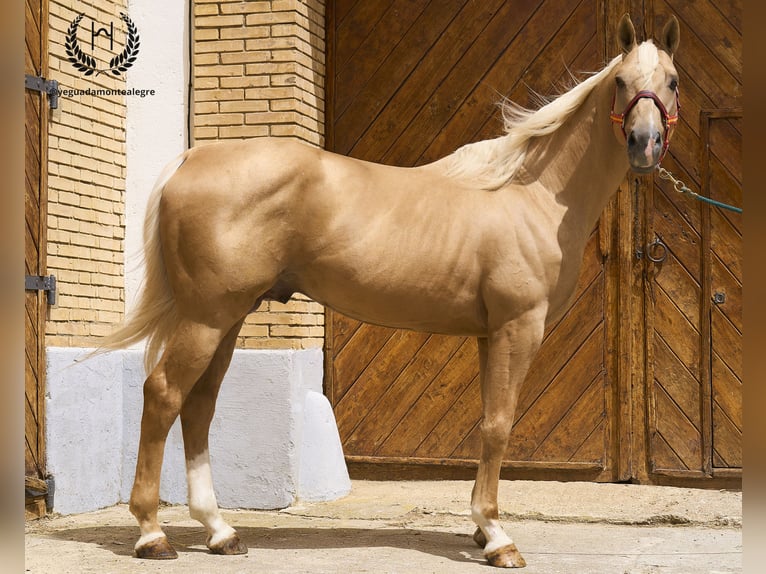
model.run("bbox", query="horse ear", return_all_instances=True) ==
[618,13,637,54]
[660,15,680,57]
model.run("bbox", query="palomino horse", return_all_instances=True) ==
[99,13,680,568]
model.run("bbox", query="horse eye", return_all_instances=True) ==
[615,76,626,89]
[669,78,678,91]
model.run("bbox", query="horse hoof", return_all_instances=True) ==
[485,543,526,568]
[134,536,178,560]
[473,527,487,548]
[209,532,248,555]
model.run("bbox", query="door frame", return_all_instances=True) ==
[25,0,50,516]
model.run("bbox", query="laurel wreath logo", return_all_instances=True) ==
[65,12,140,77]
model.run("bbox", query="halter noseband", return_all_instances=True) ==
[610,89,680,163]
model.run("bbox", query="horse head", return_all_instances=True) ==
[611,13,680,173]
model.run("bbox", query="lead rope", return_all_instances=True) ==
[656,165,742,214]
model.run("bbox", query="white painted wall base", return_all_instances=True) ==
[46,347,350,515]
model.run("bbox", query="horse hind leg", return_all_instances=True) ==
[130,318,237,559]
[180,317,247,555]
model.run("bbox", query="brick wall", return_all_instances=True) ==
[193,0,326,350]
[45,1,128,346]
[43,1,328,351]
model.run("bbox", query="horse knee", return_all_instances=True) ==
[479,416,514,452]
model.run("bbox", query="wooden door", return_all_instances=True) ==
[326,0,619,480]
[637,1,742,485]
[25,0,49,517]
[325,1,742,486]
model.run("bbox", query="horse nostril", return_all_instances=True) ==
[654,132,662,145]
[627,131,638,146]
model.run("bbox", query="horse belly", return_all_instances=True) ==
[293,262,488,337]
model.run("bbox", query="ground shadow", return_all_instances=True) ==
[35,524,487,565]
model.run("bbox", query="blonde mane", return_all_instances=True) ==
[443,54,623,190]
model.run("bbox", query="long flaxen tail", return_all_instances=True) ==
[95,152,188,373]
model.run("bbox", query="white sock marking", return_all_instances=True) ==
[472,507,514,554]
[187,450,236,545]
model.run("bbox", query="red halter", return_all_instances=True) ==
[610,89,680,163]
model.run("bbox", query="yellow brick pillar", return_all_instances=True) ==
[46,1,129,346]
[192,0,326,350]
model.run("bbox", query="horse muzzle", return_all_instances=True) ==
[627,127,663,173]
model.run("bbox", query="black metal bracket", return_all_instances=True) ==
[25,274,57,306]
[25,74,59,109]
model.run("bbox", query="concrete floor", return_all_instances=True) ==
[25,479,742,573]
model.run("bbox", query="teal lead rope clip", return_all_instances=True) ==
[656,166,742,214]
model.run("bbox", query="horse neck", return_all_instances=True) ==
[518,70,628,231]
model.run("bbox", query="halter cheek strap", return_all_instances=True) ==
[610,89,680,162]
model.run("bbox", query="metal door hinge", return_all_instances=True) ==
[25,274,57,305]
[25,74,59,109]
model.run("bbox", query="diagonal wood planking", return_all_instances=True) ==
[646,1,741,475]
[327,0,613,475]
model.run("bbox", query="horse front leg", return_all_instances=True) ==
[471,309,545,568]
[130,320,230,559]
[180,318,247,555]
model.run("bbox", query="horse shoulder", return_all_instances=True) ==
[476,186,571,326]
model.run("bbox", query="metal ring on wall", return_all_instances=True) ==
[646,236,668,263]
